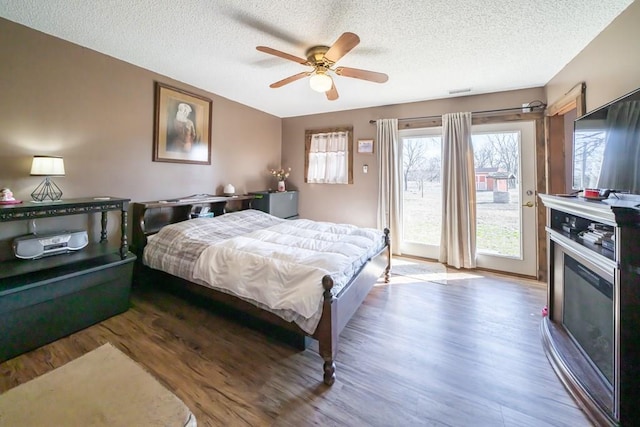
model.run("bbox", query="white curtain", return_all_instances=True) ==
[439,112,477,269]
[308,131,349,184]
[376,118,402,254]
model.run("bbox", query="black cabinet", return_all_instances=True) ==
[250,191,298,219]
[0,197,136,362]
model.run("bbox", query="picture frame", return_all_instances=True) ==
[358,139,374,154]
[153,82,212,165]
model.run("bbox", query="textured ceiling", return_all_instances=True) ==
[0,0,634,118]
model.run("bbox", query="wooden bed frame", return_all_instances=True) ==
[130,195,391,385]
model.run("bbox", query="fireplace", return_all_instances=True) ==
[539,193,640,426]
[550,242,616,418]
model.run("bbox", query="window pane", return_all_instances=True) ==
[304,127,353,184]
[472,132,521,258]
[402,136,442,246]
[308,131,349,183]
[573,129,605,189]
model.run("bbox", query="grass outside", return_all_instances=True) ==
[403,182,521,257]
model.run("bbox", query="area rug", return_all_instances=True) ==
[391,258,449,283]
[0,343,196,427]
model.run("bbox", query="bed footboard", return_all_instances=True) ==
[313,230,391,385]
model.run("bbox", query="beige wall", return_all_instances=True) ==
[0,18,282,201]
[0,18,281,247]
[545,1,640,112]
[282,88,544,228]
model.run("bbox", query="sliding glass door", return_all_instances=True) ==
[399,121,537,276]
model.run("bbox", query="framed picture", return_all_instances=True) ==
[358,139,374,154]
[153,82,212,164]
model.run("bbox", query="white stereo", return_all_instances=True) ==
[13,231,89,260]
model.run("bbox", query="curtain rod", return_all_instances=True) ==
[367,101,547,124]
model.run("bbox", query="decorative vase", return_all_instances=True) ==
[277,180,286,192]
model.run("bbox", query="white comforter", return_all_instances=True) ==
[143,209,386,333]
[192,218,384,326]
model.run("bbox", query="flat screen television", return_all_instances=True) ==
[572,87,640,194]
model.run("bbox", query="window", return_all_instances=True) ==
[305,127,353,184]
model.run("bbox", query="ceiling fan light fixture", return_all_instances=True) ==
[257,32,387,101]
[309,73,332,93]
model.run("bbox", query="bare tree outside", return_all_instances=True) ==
[474,144,496,168]
[403,137,441,192]
[474,132,520,178]
[402,139,426,191]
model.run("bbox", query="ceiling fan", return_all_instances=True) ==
[256,32,388,101]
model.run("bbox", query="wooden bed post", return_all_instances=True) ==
[318,275,337,385]
[384,228,391,283]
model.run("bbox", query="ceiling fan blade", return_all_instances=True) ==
[335,66,389,83]
[269,72,310,88]
[326,80,339,101]
[324,32,360,63]
[256,46,308,65]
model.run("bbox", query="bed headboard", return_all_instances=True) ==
[130,194,254,257]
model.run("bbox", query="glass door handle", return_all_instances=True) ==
[522,201,534,208]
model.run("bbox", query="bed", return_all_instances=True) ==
[131,195,390,385]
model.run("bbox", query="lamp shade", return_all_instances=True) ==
[30,156,65,176]
[309,73,333,93]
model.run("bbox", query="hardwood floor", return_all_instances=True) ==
[0,260,591,426]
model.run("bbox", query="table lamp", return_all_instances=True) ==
[30,155,65,202]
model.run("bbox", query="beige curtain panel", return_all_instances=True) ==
[439,112,477,269]
[376,118,402,254]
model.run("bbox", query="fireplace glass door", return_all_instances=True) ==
[563,253,614,385]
